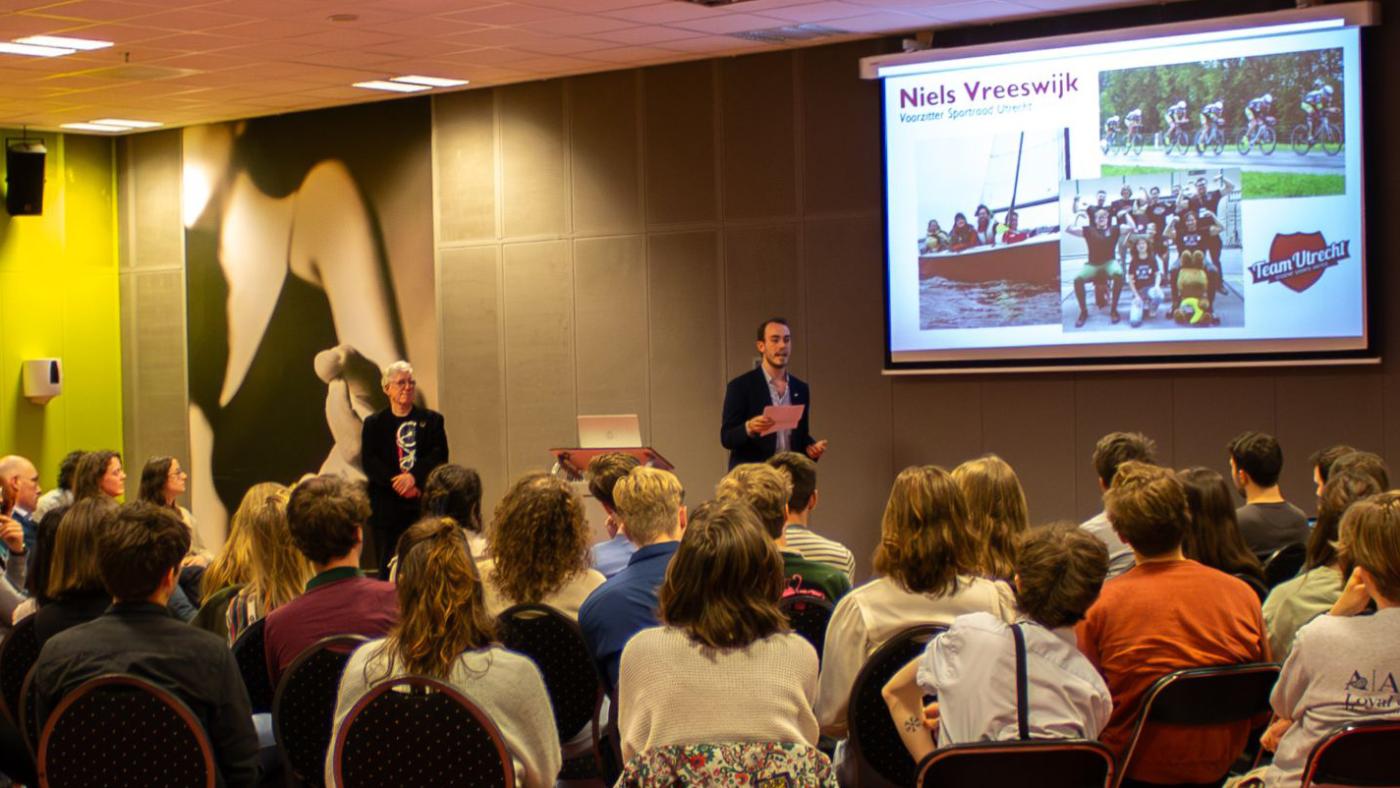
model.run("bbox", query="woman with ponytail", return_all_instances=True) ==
[327,517,561,787]
[616,498,819,762]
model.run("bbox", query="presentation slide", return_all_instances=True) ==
[880,18,1367,370]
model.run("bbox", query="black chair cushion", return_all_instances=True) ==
[848,625,945,787]
[230,617,272,714]
[1264,543,1307,588]
[274,637,363,786]
[39,675,213,788]
[0,616,39,725]
[1145,665,1279,726]
[1308,720,1400,786]
[337,678,512,787]
[779,595,834,661]
[918,739,1114,788]
[496,604,600,741]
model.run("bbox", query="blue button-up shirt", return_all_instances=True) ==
[578,540,681,693]
[591,533,638,579]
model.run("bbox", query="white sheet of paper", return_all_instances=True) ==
[761,404,804,436]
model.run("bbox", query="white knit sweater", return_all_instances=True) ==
[617,626,819,762]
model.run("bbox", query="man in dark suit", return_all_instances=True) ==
[720,317,828,469]
[361,360,448,571]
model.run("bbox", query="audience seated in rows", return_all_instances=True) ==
[881,524,1112,761]
[768,452,857,579]
[262,475,397,685]
[617,499,819,762]
[1229,431,1310,563]
[32,502,259,787]
[952,454,1029,583]
[225,483,310,643]
[479,472,604,619]
[717,463,850,603]
[579,466,686,693]
[33,498,118,648]
[1178,467,1265,584]
[328,517,560,787]
[1245,491,1400,786]
[1263,470,1380,660]
[586,452,641,578]
[1077,461,1269,785]
[815,465,1016,739]
[1081,432,1156,579]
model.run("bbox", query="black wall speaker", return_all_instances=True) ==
[5,141,46,216]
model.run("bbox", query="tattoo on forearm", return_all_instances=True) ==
[903,716,921,733]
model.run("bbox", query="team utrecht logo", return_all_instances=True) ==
[1248,232,1350,293]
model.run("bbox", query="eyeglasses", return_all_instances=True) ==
[388,378,416,389]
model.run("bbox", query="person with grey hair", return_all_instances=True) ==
[360,360,449,572]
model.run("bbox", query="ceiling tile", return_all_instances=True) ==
[670,12,786,35]
[20,0,164,23]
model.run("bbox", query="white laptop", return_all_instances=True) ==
[577,414,642,449]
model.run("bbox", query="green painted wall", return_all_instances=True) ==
[0,131,123,488]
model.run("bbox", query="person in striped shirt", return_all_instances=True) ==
[768,451,856,580]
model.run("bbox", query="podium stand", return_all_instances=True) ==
[548,447,675,481]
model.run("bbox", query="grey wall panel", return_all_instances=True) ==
[120,270,191,533]
[434,90,498,244]
[123,130,183,270]
[1274,370,1385,506]
[499,81,568,240]
[501,240,576,477]
[574,235,650,428]
[569,72,643,237]
[890,379,984,473]
[438,245,509,509]
[803,215,890,575]
[799,40,885,217]
[981,378,1078,523]
[723,223,803,380]
[647,231,726,497]
[642,61,718,226]
[1170,373,1276,503]
[1073,376,1177,516]
[721,52,798,221]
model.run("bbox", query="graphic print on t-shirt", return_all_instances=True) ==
[396,420,418,473]
[1345,668,1400,711]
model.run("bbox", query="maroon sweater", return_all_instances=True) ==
[263,567,398,685]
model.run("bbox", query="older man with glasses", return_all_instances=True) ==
[361,360,449,572]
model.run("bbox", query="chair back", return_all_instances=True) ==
[1264,543,1307,588]
[617,741,836,787]
[916,739,1115,788]
[191,583,244,637]
[495,604,602,743]
[332,675,514,788]
[230,616,273,714]
[1118,663,1279,786]
[18,666,39,755]
[0,615,39,726]
[1303,719,1400,786]
[273,634,367,786]
[778,594,835,662]
[845,624,946,788]
[1233,573,1269,603]
[38,674,215,788]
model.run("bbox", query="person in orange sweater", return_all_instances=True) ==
[1077,461,1269,786]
